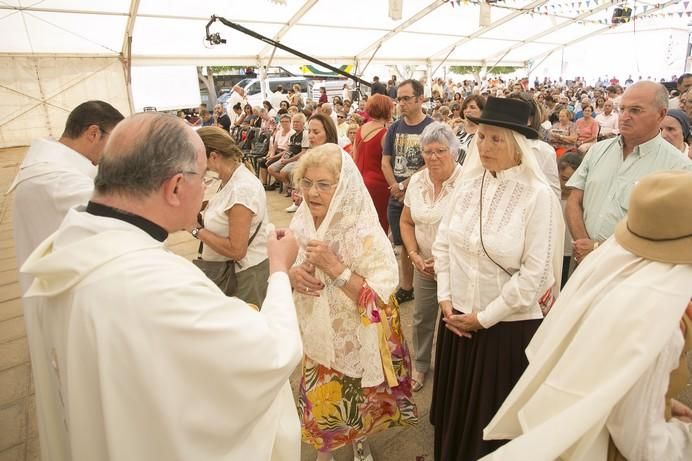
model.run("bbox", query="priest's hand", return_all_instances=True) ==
[288,262,323,297]
[304,240,341,276]
[268,228,299,274]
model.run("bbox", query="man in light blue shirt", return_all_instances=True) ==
[566,81,692,263]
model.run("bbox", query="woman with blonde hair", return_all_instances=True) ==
[431,97,564,460]
[192,126,271,306]
[289,144,417,461]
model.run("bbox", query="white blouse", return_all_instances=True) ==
[202,164,269,271]
[432,164,557,328]
[403,164,462,259]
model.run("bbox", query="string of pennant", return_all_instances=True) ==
[449,0,689,22]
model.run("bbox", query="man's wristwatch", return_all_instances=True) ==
[332,267,352,288]
[191,227,202,239]
[398,182,405,191]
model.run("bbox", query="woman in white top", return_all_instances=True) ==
[431,97,564,461]
[194,127,270,307]
[399,122,463,392]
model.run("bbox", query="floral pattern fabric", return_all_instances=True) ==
[298,290,418,452]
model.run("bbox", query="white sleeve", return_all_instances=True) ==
[477,188,556,328]
[607,333,692,461]
[533,144,561,200]
[432,194,454,303]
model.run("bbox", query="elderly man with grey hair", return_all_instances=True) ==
[320,101,338,124]
[20,112,304,461]
[399,121,463,392]
[566,81,692,266]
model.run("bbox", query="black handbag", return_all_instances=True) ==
[193,222,262,296]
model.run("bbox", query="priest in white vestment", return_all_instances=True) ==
[481,170,692,461]
[9,101,124,460]
[21,112,303,461]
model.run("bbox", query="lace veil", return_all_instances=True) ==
[289,147,398,385]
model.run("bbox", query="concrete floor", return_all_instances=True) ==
[1,146,690,461]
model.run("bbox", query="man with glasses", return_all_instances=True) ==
[382,79,434,304]
[20,112,303,460]
[566,81,692,266]
[336,111,349,137]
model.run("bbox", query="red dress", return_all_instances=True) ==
[354,127,389,233]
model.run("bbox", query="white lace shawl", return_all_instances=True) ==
[289,149,398,385]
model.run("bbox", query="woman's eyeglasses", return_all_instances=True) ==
[300,178,337,193]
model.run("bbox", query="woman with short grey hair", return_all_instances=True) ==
[400,121,463,392]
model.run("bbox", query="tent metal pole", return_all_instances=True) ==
[122,0,140,114]
[431,45,457,77]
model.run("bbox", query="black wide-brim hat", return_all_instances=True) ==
[466,96,539,139]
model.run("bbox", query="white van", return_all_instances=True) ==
[227,76,314,109]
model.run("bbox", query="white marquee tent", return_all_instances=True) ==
[1,0,689,147]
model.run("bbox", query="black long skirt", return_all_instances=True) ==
[430,317,541,461]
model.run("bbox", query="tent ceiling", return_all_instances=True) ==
[0,0,688,68]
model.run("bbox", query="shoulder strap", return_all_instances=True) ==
[196,221,263,263]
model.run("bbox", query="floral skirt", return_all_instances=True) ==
[298,295,418,452]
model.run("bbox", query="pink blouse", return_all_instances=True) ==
[576,118,599,144]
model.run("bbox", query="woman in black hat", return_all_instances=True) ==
[430,96,565,460]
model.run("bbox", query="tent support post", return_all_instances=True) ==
[122,0,140,114]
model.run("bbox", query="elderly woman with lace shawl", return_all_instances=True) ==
[288,143,418,461]
[430,97,564,461]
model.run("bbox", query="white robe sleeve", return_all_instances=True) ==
[607,333,692,461]
[93,268,303,459]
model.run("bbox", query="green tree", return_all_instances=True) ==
[449,65,519,82]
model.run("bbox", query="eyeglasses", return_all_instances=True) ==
[397,95,416,103]
[180,170,206,184]
[422,147,450,158]
[300,178,336,193]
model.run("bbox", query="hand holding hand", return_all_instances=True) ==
[443,312,482,338]
[573,238,596,262]
[388,184,404,200]
[267,229,299,274]
[305,240,342,276]
[288,261,323,297]
[439,302,472,338]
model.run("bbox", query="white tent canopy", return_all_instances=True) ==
[0,0,689,147]
[2,0,688,66]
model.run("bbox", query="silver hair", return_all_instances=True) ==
[94,113,198,198]
[420,121,460,155]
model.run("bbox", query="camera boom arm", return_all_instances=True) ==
[205,15,372,89]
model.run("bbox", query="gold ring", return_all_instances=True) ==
[304,287,309,293]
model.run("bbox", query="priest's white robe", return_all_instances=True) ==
[9,138,96,460]
[22,209,303,461]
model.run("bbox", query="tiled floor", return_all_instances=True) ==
[1,146,690,461]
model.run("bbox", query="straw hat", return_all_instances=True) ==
[466,96,538,139]
[614,170,692,264]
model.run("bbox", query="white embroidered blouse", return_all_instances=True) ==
[403,164,463,259]
[202,164,269,271]
[432,164,558,328]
